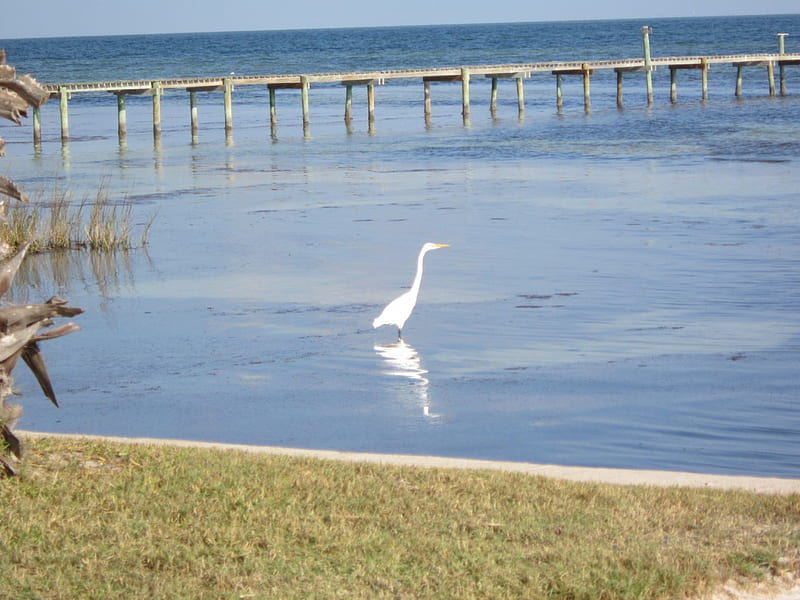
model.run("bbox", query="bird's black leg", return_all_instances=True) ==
[397,328,403,341]
[0,456,16,477]
[1,424,23,459]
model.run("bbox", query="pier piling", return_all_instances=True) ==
[701,58,709,101]
[423,80,432,125]
[582,64,591,112]
[58,86,69,142]
[189,90,199,141]
[115,92,127,141]
[641,26,654,105]
[670,67,678,103]
[268,86,277,137]
[516,77,525,116]
[777,33,789,94]
[736,65,744,97]
[152,81,162,139]
[32,105,41,144]
[461,67,470,123]
[768,61,776,96]
[223,78,233,135]
[367,83,375,130]
[301,76,310,137]
[344,85,353,123]
[555,73,563,111]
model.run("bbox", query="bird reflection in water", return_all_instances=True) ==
[374,340,438,418]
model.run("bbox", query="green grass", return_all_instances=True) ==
[1,436,798,600]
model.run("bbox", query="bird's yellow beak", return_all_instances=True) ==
[434,243,450,248]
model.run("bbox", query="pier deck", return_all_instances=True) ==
[30,50,800,143]
[41,52,800,94]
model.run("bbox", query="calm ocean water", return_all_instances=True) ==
[1,16,799,477]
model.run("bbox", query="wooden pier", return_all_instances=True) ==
[29,38,800,144]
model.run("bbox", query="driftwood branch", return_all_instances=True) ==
[0,49,48,126]
[0,175,27,202]
[0,88,29,125]
[1,74,50,108]
[0,248,83,458]
[0,52,77,475]
[0,242,30,296]
[0,268,84,411]
[0,299,84,336]
[0,50,15,79]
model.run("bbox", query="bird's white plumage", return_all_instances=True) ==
[373,242,449,337]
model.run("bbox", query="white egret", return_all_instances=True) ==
[372,242,449,338]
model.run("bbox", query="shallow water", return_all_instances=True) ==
[2,17,800,477]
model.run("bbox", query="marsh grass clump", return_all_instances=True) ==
[0,184,152,254]
[85,188,133,250]
[46,190,80,249]
[3,200,38,249]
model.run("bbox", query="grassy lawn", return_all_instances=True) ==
[1,436,798,599]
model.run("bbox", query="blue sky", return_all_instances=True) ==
[3,0,798,38]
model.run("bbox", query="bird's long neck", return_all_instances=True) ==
[409,248,428,299]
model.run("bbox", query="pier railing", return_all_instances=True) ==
[28,49,800,143]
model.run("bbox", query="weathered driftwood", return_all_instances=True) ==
[0,52,78,476]
[0,89,30,125]
[0,241,30,296]
[0,176,26,203]
[1,74,49,108]
[0,262,83,410]
[0,283,83,466]
[0,297,84,336]
[0,57,14,78]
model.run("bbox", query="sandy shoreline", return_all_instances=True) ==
[708,579,800,600]
[18,430,800,495]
